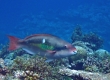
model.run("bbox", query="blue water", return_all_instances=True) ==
[0,0,110,51]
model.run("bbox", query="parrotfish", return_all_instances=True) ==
[8,34,77,62]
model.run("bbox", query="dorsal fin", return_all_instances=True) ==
[24,34,52,40]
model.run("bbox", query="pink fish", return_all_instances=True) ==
[8,34,77,62]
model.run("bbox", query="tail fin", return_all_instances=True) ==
[7,35,20,50]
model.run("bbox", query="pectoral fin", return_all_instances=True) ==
[47,50,56,54]
[45,59,54,62]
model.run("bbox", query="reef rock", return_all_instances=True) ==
[59,68,110,80]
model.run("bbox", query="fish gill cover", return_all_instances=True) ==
[0,0,110,80]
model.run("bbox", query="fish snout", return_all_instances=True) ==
[65,44,77,55]
[73,50,77,54]
[70,47,77,55]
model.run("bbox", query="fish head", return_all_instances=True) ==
[54,45,77,58]
[65,44,77,56]
[68,46,77,55]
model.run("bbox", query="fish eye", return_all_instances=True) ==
[64,45,68,48]
[63,45,68,49]
[55,45,68,51]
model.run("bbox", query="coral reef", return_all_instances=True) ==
[68,38,110,74]
[83,49,110,73]
[0,58,9,80]
[69,41,93,70]
[69,47,110,73]
[6,55,65,80]
[0,40,109,79]
[0,28,109,80]
[0,1,110,79]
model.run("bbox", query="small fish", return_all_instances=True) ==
[8,34,77,61]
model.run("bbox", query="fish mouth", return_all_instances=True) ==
[74,50,77,53]
[72,50,77,54]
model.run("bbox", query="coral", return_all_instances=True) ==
[85,65,99,72]
[0,44,27,60]
[94,49,110,60]
[0,58,5,68]
[71,27,103,50]
[71,26,83,42]
[0,67,9,75]
[0,45,9,59]
[0,45,71,80]
[83,52,110,73]
[0,32,108,80]
[7,55,65,80]
[0,58,9,75]
[13,70,40,80]
[0,58,10,80]
[69,40,110,73]
[69,46,87,61]
[82,32,103,50]
[4,59,13,66]
[68,41,93,70]
[0,75,5,80]
[72,41,94,54]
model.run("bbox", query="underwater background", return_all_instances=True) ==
[1,0,110,80]
[0,0,110,51]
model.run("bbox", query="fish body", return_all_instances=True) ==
[8,34,77,60]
